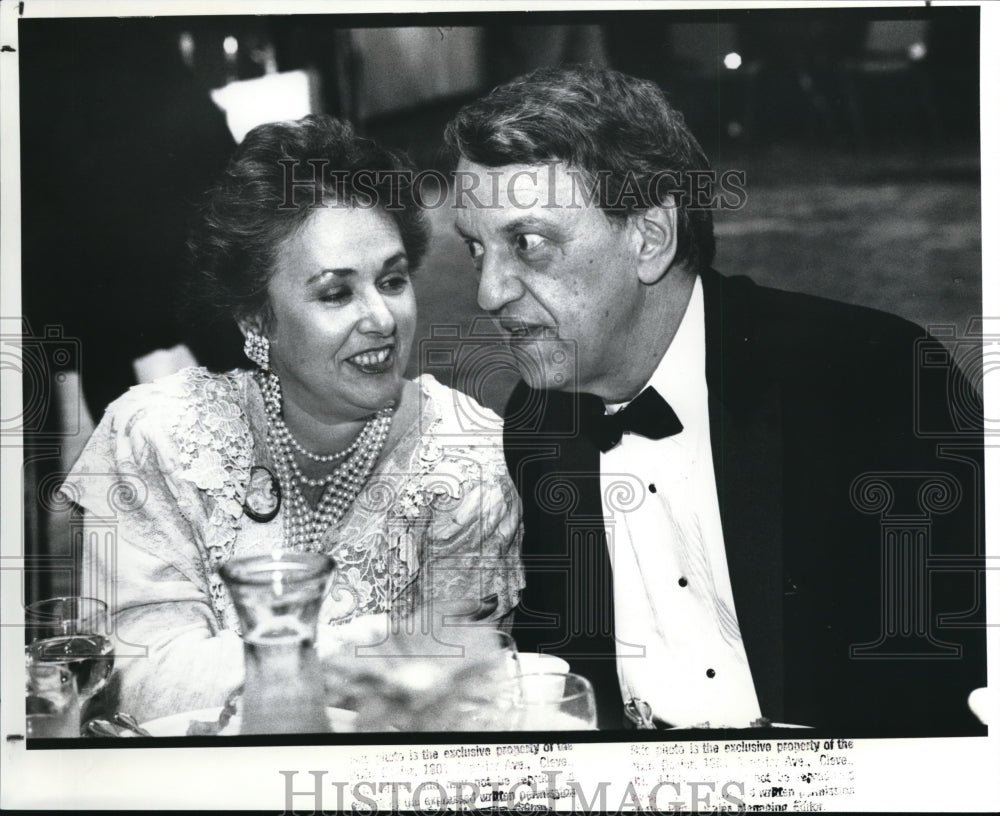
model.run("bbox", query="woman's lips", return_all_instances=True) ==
[346,346,395,374]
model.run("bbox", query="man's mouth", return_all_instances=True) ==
[346,345,395,374]
[499,319,556,341]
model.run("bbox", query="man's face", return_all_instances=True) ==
[454,160,647,396]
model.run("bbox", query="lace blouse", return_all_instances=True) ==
[61,368,523,721]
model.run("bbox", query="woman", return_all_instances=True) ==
[61,115,523,723]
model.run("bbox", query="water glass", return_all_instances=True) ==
[25,597,114,703]
[26,661,81,738]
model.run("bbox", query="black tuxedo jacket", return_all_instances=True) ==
[504,269,985,735]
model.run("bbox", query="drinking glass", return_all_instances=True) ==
[25,660,81,738]
[25,597,115,705]
[510,672,598,730]
[220,552,336,735]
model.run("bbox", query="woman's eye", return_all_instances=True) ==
[319,289,350,304]
[379,274,410,293]
[515,233,545,252]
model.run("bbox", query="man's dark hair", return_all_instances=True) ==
[444,65,715,273]
[187,114,429,332]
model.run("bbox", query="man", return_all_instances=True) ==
[445,66,985,733]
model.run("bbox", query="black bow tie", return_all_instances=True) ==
[582,387,683,453]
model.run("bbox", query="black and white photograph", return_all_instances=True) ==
[1,0,996,812]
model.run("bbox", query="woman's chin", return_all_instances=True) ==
[346,370,407,412]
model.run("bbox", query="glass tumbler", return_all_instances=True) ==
[26,660,81,738]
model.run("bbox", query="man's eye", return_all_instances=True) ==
[515,233,545,252]
[467,241,485,260]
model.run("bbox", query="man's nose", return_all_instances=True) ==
[358,290,396,335]
[476,253,524,312]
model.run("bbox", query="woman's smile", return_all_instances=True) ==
[345,344,396,374]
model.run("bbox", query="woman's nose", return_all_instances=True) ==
[357,289,396,335]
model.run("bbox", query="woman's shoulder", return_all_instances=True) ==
[77,367,258,513]
[405,374,512,490]
[64,368,255,509]
[95,367,257,473]
[414,373,504,441]
[103,367,253,426]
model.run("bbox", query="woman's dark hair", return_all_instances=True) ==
[186,114,429,336]
[444,65,715,273]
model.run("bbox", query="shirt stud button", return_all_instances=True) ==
[706,668,716,678]
[678,577,688,587]
[648,483,657,494]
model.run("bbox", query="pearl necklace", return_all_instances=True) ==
[279,414,364,464]
[256,371,395,553]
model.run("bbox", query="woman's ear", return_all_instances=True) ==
[237,314,267,340]
[633,200,679,285]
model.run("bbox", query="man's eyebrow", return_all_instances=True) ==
[499,216,553,236]
[454,216,555,241]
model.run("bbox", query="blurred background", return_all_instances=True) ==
[14,8,982,600]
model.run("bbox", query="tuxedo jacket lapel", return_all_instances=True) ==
[505,388,622,727]
[701,268,787,721]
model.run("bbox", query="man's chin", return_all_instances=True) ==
[509,348,573,392]
[517,369,573,393]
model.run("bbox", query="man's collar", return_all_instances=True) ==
[647,274,705,424]
[606,276,705,428]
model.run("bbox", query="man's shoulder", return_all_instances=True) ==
[708,270,929,383]
[501,380,589,482]
[503,379,581,435]
[711,269,924,347]
[709,271,981,440]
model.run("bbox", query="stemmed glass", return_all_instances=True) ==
[25,597,115,727]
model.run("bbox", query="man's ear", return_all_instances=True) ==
[632,200,679,285]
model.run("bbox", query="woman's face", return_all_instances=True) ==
[262,206,416,423]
